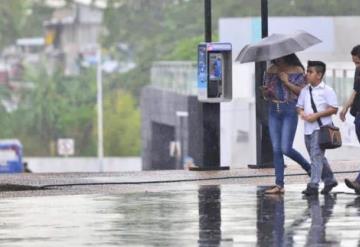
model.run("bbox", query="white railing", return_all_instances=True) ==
[325,66,356,105]
[150,61,197,95]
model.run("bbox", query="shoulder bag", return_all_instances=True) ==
[309,87,342,149]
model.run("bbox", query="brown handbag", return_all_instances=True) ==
[318,125,342,149]
[309,87,342,149]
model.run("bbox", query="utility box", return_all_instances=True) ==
[197,42,232,103]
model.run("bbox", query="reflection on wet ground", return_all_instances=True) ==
[0,184,360,246]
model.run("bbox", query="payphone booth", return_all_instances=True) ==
[197,42,232,102]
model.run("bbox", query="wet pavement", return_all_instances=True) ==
[1,162,360,246]
[0,183,360,246]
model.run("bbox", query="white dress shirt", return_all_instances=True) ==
[296,81,338,135]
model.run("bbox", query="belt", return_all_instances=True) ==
[270,99,291,112]
[271,99,288,104]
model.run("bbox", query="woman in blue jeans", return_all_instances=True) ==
[262,53,311,194]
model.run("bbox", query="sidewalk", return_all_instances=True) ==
[0,160,360,246]
[0,160,358,196]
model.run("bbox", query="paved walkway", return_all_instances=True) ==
[0,160,360,246]
[0,160,359,197]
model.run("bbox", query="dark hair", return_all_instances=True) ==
[351,45,360,57]
[272,53,305,70]
[307,60,326,79]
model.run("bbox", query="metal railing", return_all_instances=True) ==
[150,62,356,103]
[150,61,197,95]
[325,67,355,105]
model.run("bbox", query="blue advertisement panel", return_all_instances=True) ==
[197,44,207,89]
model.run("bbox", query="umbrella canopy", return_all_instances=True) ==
[235,30,322,63]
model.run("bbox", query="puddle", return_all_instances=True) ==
[0,184,359,246]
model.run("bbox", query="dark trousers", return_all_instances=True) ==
[354,113,360,182]
[355,113,360,143]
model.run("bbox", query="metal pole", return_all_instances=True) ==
[203,0,219,168]
[204,0,212,42]
[191,0,228,171]
[249,0,273,168]
[97,48,104,172]
[202,0,221,169]
[261,0,268,37]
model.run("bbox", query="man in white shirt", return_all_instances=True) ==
[296,61,338,196]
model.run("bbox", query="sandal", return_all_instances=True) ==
[264,185,285,194]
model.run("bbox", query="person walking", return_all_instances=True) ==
[263,53,312,194]
[339,45,360,194]
[297,61,338,195]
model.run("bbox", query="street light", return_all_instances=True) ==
[96,47,104,172]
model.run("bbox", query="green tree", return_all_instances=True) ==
[101,90,140,156]
[3,0,360,158]
[0,0,27,49]
[22,0,53,38]
[0,0,53,49]
[17,65,97,156]
[22,66,67,155]
[57,69,98,156]
[101,0,204,99]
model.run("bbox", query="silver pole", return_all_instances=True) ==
[97,47,104,172]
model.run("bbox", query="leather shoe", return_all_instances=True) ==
[344,179,360,194]
[320,181,338,194]
[302,186,318,196]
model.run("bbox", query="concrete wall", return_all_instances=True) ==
[140,86,203,170]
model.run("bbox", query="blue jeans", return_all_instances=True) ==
[354,113,360,182]
[268,101,311,187]
[304,130,337,188]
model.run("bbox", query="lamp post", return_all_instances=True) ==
[97,47,104,172]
